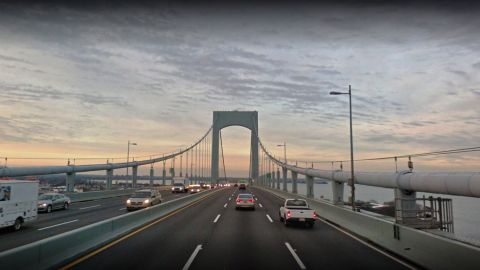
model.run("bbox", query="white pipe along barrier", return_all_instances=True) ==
[269,160,480,198]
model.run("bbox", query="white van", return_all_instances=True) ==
[0,180,39,231]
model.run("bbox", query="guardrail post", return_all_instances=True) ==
[306,175,314,198]
[162,168,166,186]
[149,166,154,188]
[269,171,274,188]
[282,167,287,191]
[132,166,138,188]
[106,169,113,190]
[276,168,281,189]
[66,172,75,192]
[272,171,275,188]
[292,171,298,194]
[394,188,417,224]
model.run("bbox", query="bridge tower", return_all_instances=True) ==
[211,111,259,184]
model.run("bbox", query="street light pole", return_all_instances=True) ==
[277,142,287,164]
[127,141,130,177]
[330,85,356,211]
[126,141,137,187]
[348,85,356,211]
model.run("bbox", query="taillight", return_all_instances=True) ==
[313,212,318,219]
[236,199,241,203]
[286,210,291,218]
[248,199,254,203]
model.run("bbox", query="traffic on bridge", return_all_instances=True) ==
[1,1,480,270]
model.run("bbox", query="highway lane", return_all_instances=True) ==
[193,188,300,269]
[63,186,414,270]
[247,187,415,270]
[0,189,190,252]
[66,187,233,270]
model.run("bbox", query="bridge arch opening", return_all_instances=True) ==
[211,111,259,184]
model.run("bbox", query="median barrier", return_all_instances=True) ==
[66,185,172,203]
[66,189,137,202]
[258,186,480,270]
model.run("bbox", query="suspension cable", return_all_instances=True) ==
[220,130,227,182]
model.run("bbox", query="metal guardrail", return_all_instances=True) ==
[0,189,220,270]
[395,196,454,232]
[259,186,480,270]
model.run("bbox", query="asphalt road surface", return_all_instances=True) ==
[63,186,414,270]
[0,189,190,252]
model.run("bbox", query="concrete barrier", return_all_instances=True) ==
[66,186,172,203]
[258,187,480,270]
[66,189,137,202]
[0,189,220,270]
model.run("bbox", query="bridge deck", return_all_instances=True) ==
[62,187,413,270]
[0,190,191,252]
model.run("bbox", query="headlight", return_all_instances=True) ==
[126,199,131,204]
[171,188,175,191]
[144,199,150,204]
[40,203,47,207]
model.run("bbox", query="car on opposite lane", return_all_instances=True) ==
[172,183,188,193]
[189,184,202,194]
[126,189,162,211]
[235,193,255,210]
[37,193,71,213]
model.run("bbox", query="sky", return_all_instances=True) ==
[0,1,479,176]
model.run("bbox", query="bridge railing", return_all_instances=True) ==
[258,139,480,198]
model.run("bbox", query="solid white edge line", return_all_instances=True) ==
[78,204,101,210]
[318,218,417,270]
[266,214,273,223]
[38,219,79,231]
[259,203,263,208]
[224,203,228,208]
[285,242,306,270]
[182,244,202,270]
[213,214,221,223]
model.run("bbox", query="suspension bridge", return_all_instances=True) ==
[1,111,479,270]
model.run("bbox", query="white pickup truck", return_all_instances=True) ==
[279,199,317,228]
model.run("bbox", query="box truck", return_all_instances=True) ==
[0,180,39,231]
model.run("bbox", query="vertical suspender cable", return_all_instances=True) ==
[220,130,227,183]
[206,134,209,179]
[190,147,193,181]
[195,144,199,181]
[249,143,252,181]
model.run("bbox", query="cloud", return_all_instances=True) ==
[0,54,32,65]
[0,2,479,173]
[0,82,128,107]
